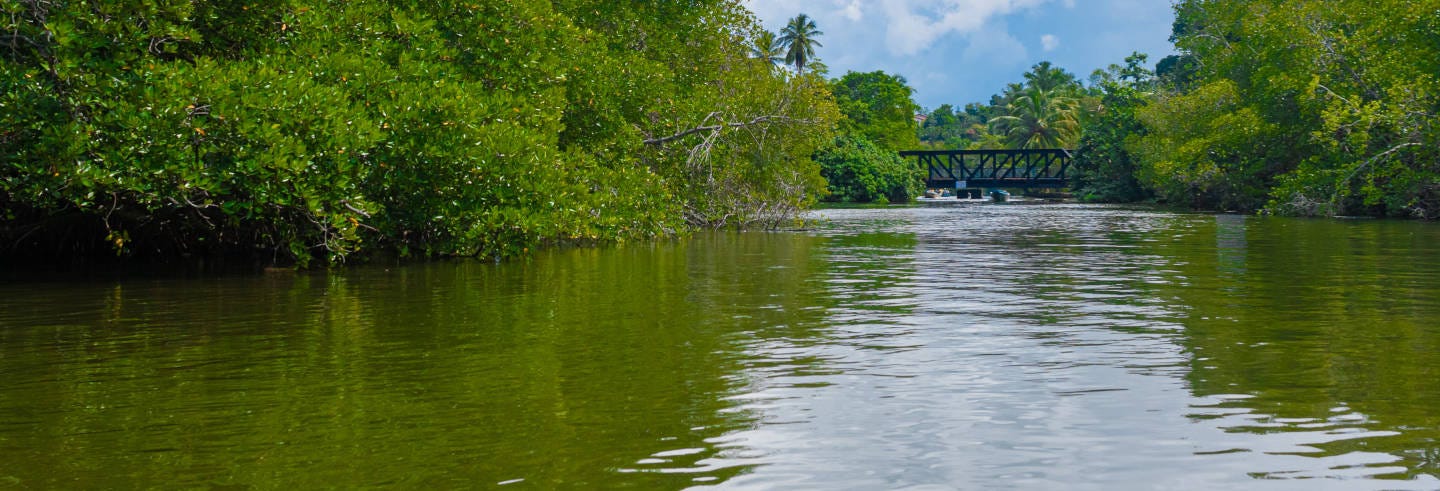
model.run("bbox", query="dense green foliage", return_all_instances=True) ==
[814,136,922,203]
[1,0,839,265]
[915,15,1438,211]
[989,86,1081,149]
[918,103,993,148]
[818,70,924,202]
[831,71,921,150]
[750,30,785,68]
[917,63,1086,151]
[1070,54,1154,203]
[1134,0,1440,216]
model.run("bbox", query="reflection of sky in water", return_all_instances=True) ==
[700,204,1440,490]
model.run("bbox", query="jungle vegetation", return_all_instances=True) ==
[730,21,925,205]
[1133,0,1440,217]
[1,1,842,266]
[814,70,925,205]
[6,1,1435,269]
[923,0,1439,218]
[918,61,1087,152]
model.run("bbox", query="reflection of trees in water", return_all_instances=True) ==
[819,231,920,320]
[1215,214,1247,280]
[0,232,840,488]
[693,225,926,487]
[1153,216,1440,479]
[920,208,1189,340]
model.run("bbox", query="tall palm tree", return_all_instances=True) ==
[1022,61,1078,93]
[750,30,784,67]
[988,86,1080,149]
[778,14,823,73]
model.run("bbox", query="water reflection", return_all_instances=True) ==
[3,204,1440,489]
[1216,214,1248,279]
[1167,216,1440,483]
[0,233,833,488]
[706,204,1440,489]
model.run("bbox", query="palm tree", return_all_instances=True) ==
[778,14,823,73]
[988,86,1080,149]
[1022,61,1078,93]
[750,30,784,67]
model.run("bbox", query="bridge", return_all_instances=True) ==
[898,149,1073,192]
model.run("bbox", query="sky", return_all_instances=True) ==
[742,0,1178,110]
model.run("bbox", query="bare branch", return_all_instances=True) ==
[339,200,371,218]
[642,114,814,146]
[1334,142,1424,204]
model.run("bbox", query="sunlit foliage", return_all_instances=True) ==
[0,0,839,265]
[1137,0,1440,216]
[815,136,922,204]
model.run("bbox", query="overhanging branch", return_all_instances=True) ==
[642,114,813,146]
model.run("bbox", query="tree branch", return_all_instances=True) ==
[339,199,371,218]
[1337,142,1423,191]
[642,114,813,146]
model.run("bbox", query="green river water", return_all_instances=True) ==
[2,203,1439,489]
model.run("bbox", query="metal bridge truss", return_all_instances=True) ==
[898,149,1073,189]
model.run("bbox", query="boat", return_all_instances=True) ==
[989,189,1010,202]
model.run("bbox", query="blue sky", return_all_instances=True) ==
[742,0,1177,109]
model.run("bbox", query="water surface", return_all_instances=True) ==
[2,203,1438,489]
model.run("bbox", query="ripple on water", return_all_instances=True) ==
[704,204,1440,489]
[4,204,1440,489]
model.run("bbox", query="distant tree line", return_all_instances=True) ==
[918,61,1087,151]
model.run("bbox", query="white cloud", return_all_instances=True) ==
[742,0,1063,55]
[739,0,1170,107]
[740,0,854,26]
[878,0,1056,56]
[962,25,1028,66]
[839,0,863,22]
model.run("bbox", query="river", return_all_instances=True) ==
[2,203,1438,489]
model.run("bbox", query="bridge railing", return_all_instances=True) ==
[898,149,1074,189]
